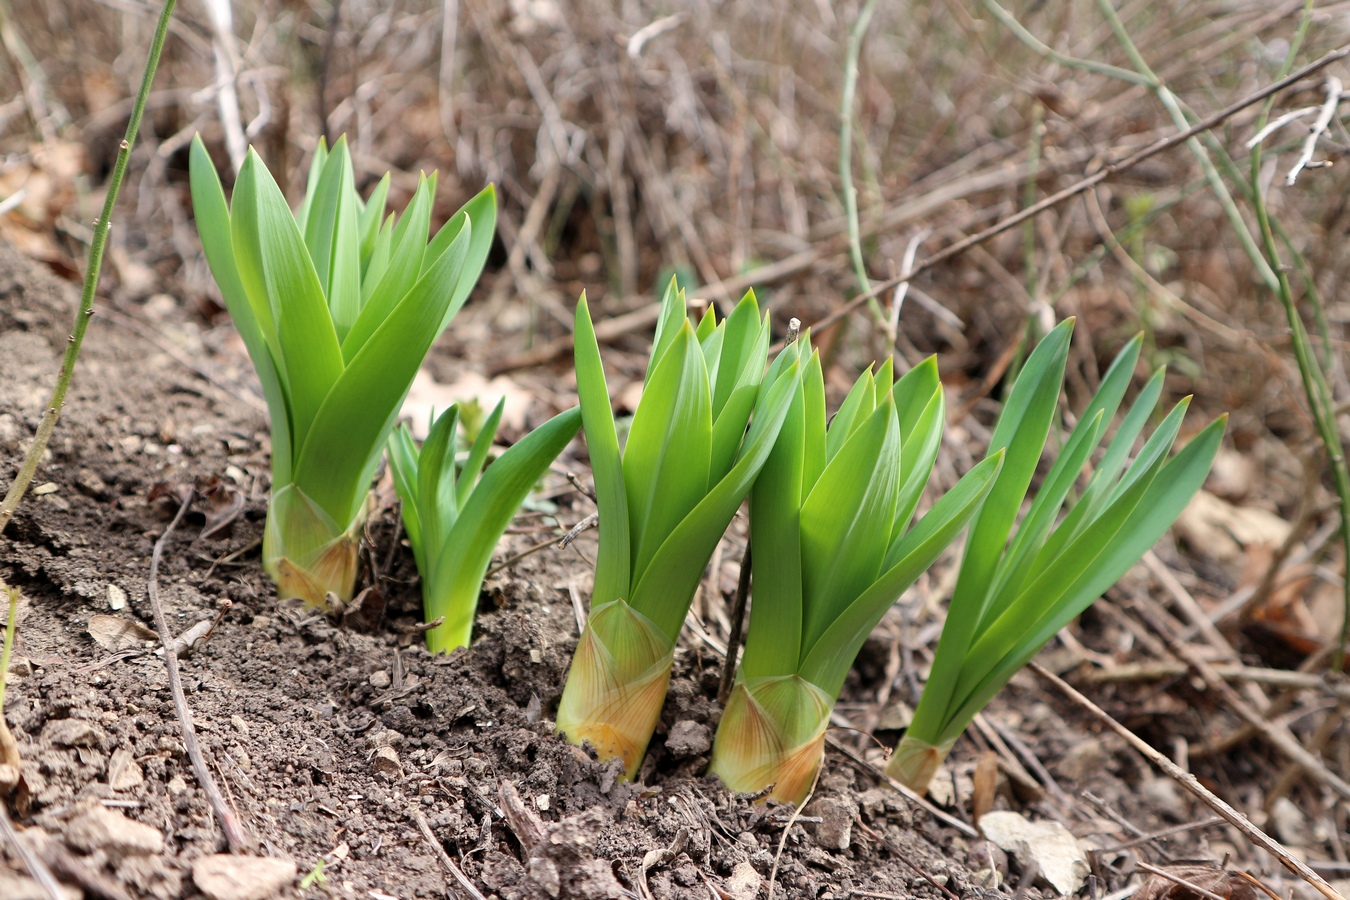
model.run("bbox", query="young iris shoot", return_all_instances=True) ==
[191,135,495,608]
[889,321,1226,793]
[557,281,800,779]
[387,401,581,654]
[708,349,1001,804]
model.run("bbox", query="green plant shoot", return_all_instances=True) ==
[387,401,581,654]
[556,281,801,778]
[889,321,1226,792]
[708,348,1001,803]
[190,135,496,608]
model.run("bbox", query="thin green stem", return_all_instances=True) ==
[0,583,17,713]
[840,0,883,326]
[981,0,1149,85]
[1092,0,1278,290]
[1246,2,1350,668]
[0,0,177,536]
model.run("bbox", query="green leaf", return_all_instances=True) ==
[740,362,807,680]
[432,184,497,335]
[712,291,761,417]
[358,173,391,274]
[418,404,461,560]
[825,368,877,462]
[938,416,1225,745]
[798,451,1002,697]
[623,323,713,581]
[189,136,294,487]
[647,277,687,385]
[293,220,472,526]
[628,356,800,642]
[798,398,902,655]
[801,351,827,494]
[905,319,1072,744]
[458,399,505,507]
[236,148,345,454]
[297,137,329,229]
[387,424,424,571]
[342,176,434,362]
[574,295,631,606]
[301,137,361,340]
[889,363,944,546]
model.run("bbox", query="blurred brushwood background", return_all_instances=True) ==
[3,0,1350,839]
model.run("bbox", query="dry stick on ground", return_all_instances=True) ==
[412,806,489,900]
[0,800,61,900]
[1029,663,1346,900]
[147,491,250,853]
[1082,661,1350,702]
[767,762,821,900]
[1129,592,1350,800]
[800,44,1350,344]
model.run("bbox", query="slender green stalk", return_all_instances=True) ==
[1246,52,1350,667]
[0,581,20,778]
[1091,0,1277,291]
[0,582,17,713]
[0,0,177,535]
[840,0,880,326]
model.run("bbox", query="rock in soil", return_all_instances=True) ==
[192,855,297,900]
[65,805,164,858]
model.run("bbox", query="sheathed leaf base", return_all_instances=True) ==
[709,675,832,805]
[263,484,371,609]
[885,734,956,794]
[555,600,674,779]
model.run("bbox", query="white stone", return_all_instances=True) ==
[979,810,1088,895]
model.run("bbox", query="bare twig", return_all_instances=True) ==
[1029,663,1346,900]
[0,801,62,900]
[1286,76,1342,185]
[412,806,488,900]
[767,760,821,900]
[1130,592,1350,799]
[1135,862,1230,900]
[146,491,249,852]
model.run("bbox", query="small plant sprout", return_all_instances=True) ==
[888,321,1226,793]
[708,350,1002,804]
[556,281,801,778]
[387,401,581,654]
[190,135,496,608]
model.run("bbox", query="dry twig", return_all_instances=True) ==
[0,800,62,900]
[1030,663,1346,900]
[146,491,249,852]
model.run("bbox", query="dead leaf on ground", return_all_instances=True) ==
[979,810,1089,895]
[87,614,157,650]
[1174,490,1292,565]
[195,475,243,539]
